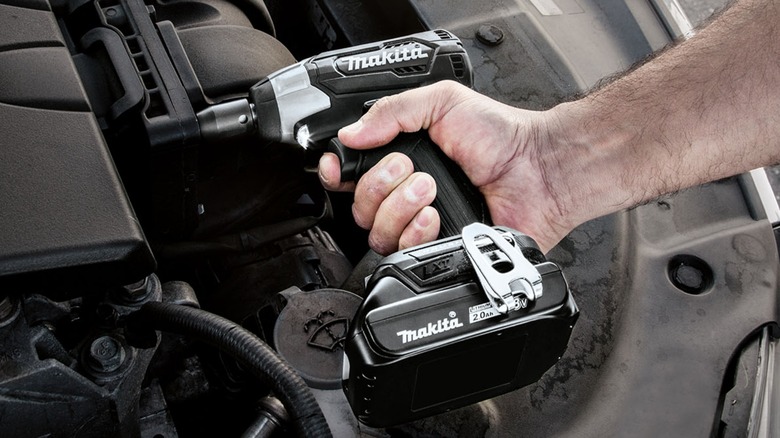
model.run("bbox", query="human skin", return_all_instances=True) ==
[318,0,780,254]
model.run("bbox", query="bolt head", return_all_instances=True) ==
[121,277,150,303]
[673,265,704,290]
[668,255,712,295]
[88,336,126,373]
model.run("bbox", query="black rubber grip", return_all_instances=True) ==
[328,132,491,237]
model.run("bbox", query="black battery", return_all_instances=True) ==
[342,224,578,427]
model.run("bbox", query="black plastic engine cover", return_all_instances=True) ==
[0,1,154,294]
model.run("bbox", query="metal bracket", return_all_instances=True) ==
[462,223,543,314]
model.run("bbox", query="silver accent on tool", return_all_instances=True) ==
[268,62,331,144]
[462,223,543,314]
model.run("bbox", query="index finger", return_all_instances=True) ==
[337,80,468,149]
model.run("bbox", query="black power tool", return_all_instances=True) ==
[196,29,489,234]
[197,29,471,147]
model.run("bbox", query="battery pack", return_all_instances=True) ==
[342,224,579,427]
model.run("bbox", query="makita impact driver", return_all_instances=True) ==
[196,29,489,235]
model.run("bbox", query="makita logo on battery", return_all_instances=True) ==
[396,316,463,344]
[340,44,429,72]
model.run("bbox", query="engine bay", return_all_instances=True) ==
[1,0,779,437]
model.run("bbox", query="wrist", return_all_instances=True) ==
[536,101,650,230]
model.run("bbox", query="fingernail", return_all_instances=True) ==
[384,155,407,181]
[340,119,363,134]
[406,175,432,201]
[318,165,329,185]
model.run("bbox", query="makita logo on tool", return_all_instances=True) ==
[396,316,463,344]
[340,43,429,72]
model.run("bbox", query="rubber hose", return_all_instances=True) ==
[130,302,331,438]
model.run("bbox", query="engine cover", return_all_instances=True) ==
[0,2,154,295]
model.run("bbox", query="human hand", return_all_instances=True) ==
[318,80,571,254]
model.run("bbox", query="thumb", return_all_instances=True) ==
[337,80,466,149]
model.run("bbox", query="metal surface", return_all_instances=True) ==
[0,276,163,437]
[744,169,780,226]
[463,223,543,313]
[87,336,127,374]
[748,327,780,438]
[196,99,257,142]
[679,0,731,26]
[650,0,695,38]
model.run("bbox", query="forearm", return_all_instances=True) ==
[541,0,780,229]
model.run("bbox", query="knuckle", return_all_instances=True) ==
[436,79,458,91]
[434,79,462,97]
[368,229,396,255]
[368,94,397,116]
[399,207,439,250]
[356,155,412,202]
[398,229,419,251]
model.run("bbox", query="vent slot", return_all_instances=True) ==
[393,65,427,75]
[451,55,466,78]
[384,41,410,49]
[434,29,453,39]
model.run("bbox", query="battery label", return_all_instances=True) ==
[468,298,527,323]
